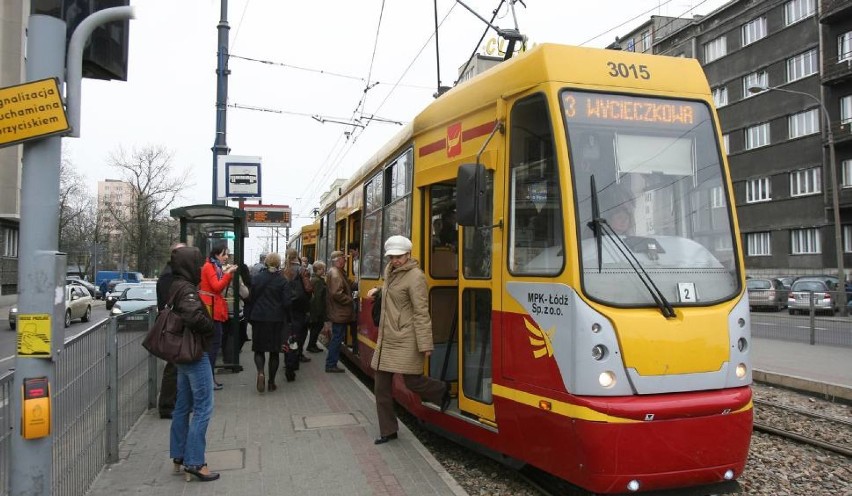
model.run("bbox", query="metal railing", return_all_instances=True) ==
[748,289,852,346]
[0,307,158,496]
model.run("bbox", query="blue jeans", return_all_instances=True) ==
[325,322,346,369]
[170,353,214,467]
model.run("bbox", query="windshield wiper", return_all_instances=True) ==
[585,177,676,319]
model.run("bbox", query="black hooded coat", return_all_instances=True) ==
[168,246,216,352]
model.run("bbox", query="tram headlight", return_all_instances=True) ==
[735,363,747,379]
[626,479,640,492]
[598,371,616,388]
[737,337,748,352]
[591,344,608,361]
[724,469,735,480]
[591,323,601,333]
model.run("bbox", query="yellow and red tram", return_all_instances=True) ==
[316,43,752,494]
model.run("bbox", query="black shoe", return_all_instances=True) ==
[299,355,311,363]
[325,366,345,373]
[440,385,452,412]
[183,463,220,482]
[172,458,183,474]
[306,346,322,353]
[159,412,173,419]
[374,432,398,445]
[285,370,296,382]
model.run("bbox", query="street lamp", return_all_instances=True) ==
[748,85,847,315]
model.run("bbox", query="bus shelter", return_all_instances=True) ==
[170,204,248,372]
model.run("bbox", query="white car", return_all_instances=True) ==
[8,285,93,329]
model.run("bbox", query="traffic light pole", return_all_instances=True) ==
[11,8,134,496]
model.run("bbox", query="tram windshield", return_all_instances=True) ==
[561,90,739,306]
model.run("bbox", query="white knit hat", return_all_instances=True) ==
[384,235,412,256]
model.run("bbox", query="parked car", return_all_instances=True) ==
[793,275,840,289]
[8,285,93,329]
[110,286,158,315]
[105,282,139,310]
[787,280,837,315]
[775,276,797,291]
[747,278,787,311]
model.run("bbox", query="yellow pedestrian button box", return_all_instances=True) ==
[21,377,51,439]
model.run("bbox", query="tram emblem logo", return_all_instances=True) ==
[525,318,554,359]
[447,122,462,157]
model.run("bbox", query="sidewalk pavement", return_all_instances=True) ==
[84,347,469,496]
[751,337,852,402]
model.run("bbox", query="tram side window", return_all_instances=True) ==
[361,148,413,279]
[430,183,458,279]
[509,94,564,276]
[463,171,493,279]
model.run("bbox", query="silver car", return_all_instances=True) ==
[8,285,93,329]
[110,286,158,315]
[747,278,787,311]
[787,280,837,315]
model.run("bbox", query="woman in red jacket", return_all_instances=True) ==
[199,243,236,389]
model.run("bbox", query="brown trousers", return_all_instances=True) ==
[374,370,445,437]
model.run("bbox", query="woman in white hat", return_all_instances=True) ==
[367,235,450,444]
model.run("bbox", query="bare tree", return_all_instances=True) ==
[105,145,190,276]
[59,158,97,276]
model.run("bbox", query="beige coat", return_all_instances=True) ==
[370,258,433,374]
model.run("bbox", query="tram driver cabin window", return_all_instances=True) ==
[509,94,564,276]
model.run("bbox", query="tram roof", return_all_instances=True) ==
[326,43,709,210]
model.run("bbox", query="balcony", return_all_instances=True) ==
[821,0,852,23]
[832,120,852,145]
[822,55,852,85]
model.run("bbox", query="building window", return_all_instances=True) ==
[723,134,730,154]
[711,186,725,208]
[641,31,651,52]
[743,71,768,97]
[745,123,770,149]
[742,17,767,46]
[788,109,820,139]
[746,177,771,203]
[704,36,727,63]
[3,228,18,258]
[790,167,821,196]
[844,225,852,253]
[841,159,852,188]
[626,38,635,52]
[713,87,728,108]
[841,96,852,125]
[791,228,820,254]
[785,0,815,25]
[747,232,771,256]
[787,49,818,82]
[840,32,852,62]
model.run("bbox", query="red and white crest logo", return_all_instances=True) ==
[446,122,462,158]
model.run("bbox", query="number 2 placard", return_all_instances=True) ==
[677,282,697,303]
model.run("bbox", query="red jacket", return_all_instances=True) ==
[199,260,233,322]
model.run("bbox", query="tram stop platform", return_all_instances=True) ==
[84,347,468,496]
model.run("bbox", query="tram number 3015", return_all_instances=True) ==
[607,62,651,80]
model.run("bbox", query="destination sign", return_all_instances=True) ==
[0,78,70,148]
[562,91,700,127]
[244,204,291,228]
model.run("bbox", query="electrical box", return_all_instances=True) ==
[21,377,51,439]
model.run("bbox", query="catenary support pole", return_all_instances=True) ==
[212,0,231,205]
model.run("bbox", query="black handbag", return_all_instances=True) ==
[142,289,203,364]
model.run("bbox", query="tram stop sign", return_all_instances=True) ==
[0,78,70,148]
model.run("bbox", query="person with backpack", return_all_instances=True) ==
[284,248,313,366]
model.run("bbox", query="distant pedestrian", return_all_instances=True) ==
[325,250,353,373]
[155,242,185,419]
[249,253,292,390]
[306,260,327,353]
[199,243,236,390]
[167,246,220,482]
[250,253,267,277]
[367,236,449,445]
[283,248,313,365]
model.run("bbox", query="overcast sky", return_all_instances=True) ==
[62,0,732,261]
